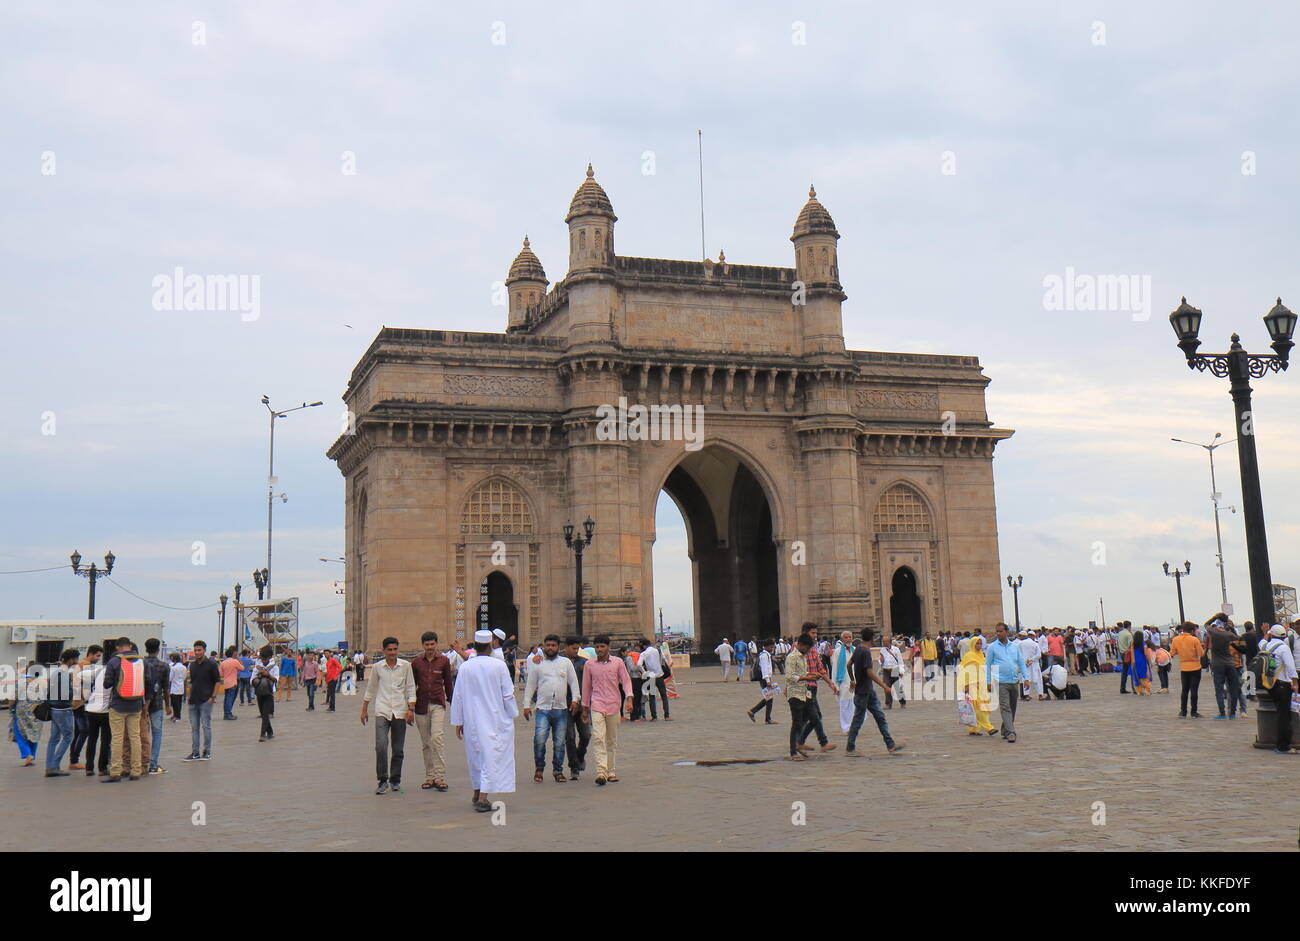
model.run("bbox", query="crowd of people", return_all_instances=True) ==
[10,610,1298,804]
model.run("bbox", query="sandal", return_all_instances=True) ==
[787,754,807,761]
[534,769,544,783]
[473,799,493,813]
[553,772,567,782]
[432,779,448,791]
[606,774,619,783]
[421,779,435,789]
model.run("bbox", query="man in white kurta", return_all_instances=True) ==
[1019,632,1044,699]
[832,632,856,732]
[450,633,518,812]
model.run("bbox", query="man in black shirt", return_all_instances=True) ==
[184,640,221,761]
[563,636,590,778]
[844,628,905,756]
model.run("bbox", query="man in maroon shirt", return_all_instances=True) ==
[411,631,455,791]
[796,622,838,752]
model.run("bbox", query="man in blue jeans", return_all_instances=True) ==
[845,629,906,756]
[143,638,172,773]
[522,634,581,782]
[44,649,80,777]
[184,640,221,760]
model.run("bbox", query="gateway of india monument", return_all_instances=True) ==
[328,165,1013,654]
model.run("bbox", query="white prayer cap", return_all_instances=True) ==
[492,628,506,640]
[474,629,493,643]
[1017,630,1028,637]
[1268,625,1287,637]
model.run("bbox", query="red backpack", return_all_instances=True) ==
[117,658,145,700]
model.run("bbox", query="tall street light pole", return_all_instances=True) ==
[1171,434,1236,612]
[261,396,322,598]
[1168,297,1295,627]
[70,550,115,620]
[1162,561,1191,624]
[218,593,229,654]
[1005,574,1023,629]
[564,517,596,635]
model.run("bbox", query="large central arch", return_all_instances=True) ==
[653,444,781,652]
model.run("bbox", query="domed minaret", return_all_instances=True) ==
[505,236,548,330]
[790,184,846,354]
[791,184,841,285]
[565,164,617,273]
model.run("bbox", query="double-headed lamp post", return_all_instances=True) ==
[1168,297,1295,627]
[1006,574,1023,629]
[1162,561,1191,624]
[70,550,115,619]
[564,517,596,635]
[261,395,323,598]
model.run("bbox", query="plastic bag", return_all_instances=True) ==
[957,697,976,726]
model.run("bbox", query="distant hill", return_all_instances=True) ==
[299,629,345,649]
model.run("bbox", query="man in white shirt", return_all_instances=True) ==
[1045,662,1070,699]
[715,637,734,681]
[168,655,188,722]
[352,649,366,682]
[522,634,582,780]
[1019,631,1044,700]
[1262,625,1298,754]
[746,639,778,723]
[877,637,906,708]
[639,640,665,720]
[490,628,507,661]
[360,636,416,795]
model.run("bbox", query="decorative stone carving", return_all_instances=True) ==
[855,388,939,412]
[445,373,550,397]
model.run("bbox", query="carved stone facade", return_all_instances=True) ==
[328,168,1013,654]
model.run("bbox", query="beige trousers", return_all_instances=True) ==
[108,710,143,777]
[589,711,619,777]
[413,703,447,780]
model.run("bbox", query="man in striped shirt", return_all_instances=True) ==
[796,622,838,752]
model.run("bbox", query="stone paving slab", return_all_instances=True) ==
[4,668,1294,852]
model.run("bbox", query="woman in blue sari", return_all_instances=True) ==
[1130,627,1151,695]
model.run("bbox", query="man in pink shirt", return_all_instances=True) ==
[580,634,632,786]
[1047,629,1066,668]
[219,647,242,720]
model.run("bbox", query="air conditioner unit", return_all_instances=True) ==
[10,626,36,643]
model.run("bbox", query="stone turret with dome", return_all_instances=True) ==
[505,237,548,330]
[565,164,616,272]
[790,185,841,288]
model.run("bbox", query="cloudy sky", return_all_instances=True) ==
[3,1,1298,646]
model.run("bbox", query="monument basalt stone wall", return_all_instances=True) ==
[327,166,1014,655]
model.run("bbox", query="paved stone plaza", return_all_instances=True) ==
[6,668,1291,852]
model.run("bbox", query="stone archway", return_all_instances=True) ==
[655,445,781,652]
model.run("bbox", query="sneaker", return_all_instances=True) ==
[1190,713,1203,718]
[102,775,121,783]
[128,775,140,781]
[390,783,402,793]
[1178,712,1187,717]
[149,766,167,774]
[888,742,906,754]
[199,754,211,760]
[1215,714,1227,720]
[182,753,201,762]
[44,769,70,777]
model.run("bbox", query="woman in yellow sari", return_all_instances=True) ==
[958,636,997,735]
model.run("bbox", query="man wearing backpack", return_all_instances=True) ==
[142,638,172,775]
[1260,625,1298,754]
[101,636,146,782]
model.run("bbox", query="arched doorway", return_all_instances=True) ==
[889,566,922,639]
[654,446,780,653]
[479,570,518,642]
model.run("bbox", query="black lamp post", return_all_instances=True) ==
[1006,574,1023,629]
[233,582,242,650]
[564,517,595,635]
[1168,297,1295,628]
[219,593,229,654]
[70,550,115,619]
[252,568,268,601]
[1162,561,1191,624]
